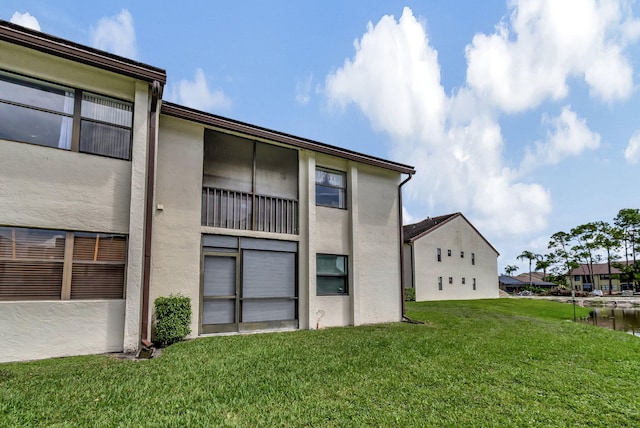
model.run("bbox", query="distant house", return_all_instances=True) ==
[568,263,632,292]
[499,274,555,293]
[403,213,499,301]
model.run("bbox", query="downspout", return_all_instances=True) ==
[398,173,421,323]
[141,80,162,347]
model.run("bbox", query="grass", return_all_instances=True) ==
[1,299,639,427]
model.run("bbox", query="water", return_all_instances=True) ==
[581,308,640,337]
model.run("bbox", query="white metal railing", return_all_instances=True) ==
[202,187,298,234]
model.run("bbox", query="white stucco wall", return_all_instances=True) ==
[0,300,125,363]
[151,115,204,339]
[411,216,499,301]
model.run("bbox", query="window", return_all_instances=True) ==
[448,277,453,284]
[0,70,133,160]
[438,276,442,290]
[447,249,451,257]
[437,248,441,262]
[472,253,475,265]
[574,275,581,282]
[462,277,466,285]
[0,226,126,300]
[473,278,476,290]
[316,254,348,295]
[316,167,346,208]
[460,251,464,258]
[600,274,609,280]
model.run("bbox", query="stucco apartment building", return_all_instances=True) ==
[403,213,499,301]
[0,21,415,363]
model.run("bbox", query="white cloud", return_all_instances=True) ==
[402,206,415,225]
[625,131,640,164]
[325,7,552,238]
[91,9,137,59]
[465,0,635,112]
[169,68,231,112]
[296,73,313,105]
[520,106,601,172]
[326,7,446,141]
[10,12,41,31]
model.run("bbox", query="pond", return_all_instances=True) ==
[580,308,640,337]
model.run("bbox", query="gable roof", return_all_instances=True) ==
[569,262,631,276]
[514,272,546,283]
[403,212,499,255]
[499,275,555,287]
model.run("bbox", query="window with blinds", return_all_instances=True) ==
[0,70,133,160]
[0,226,126,301]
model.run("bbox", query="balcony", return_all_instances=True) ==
[202,187,298,235]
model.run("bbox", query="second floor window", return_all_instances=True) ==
[316,167,346,209]
[0,70,133,160]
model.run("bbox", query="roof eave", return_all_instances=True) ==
[0,20,166,84]
[161,102,416,175]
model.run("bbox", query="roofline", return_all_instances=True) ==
[405,212,500,256]
[161,102,416,175]
[0,20,166,84]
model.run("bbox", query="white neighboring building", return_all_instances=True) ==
[403,213,499,301]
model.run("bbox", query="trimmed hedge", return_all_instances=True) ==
[154,294,191,346]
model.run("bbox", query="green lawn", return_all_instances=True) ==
[2,299,639,427]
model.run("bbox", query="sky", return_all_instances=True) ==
[3,1,640,273]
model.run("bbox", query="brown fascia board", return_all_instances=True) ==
[161,102,416,175]
[406,212,500,256]
[0,20,166,84]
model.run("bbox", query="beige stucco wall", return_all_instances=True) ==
[0,300,125,363]
[150,115,204,339]
[0,40,136,102]
[308,155,403,328]
[0,40,151,359]
[354,165,402,324]
[309,154,351,328]
[411,216,499,301]
[0,143,131,233]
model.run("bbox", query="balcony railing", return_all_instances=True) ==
[202,187,298,235]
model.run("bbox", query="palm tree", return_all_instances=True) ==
[517,250,539,288]
[504,265,519,276]
[535,254,552,282]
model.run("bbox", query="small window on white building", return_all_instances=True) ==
[473,278,476,290]
[437,248,441,262]
[448,277,453,284]
[438,276,443,290]
[462,277,466,285]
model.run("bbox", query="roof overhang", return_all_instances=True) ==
[161,102,416,175]
[0,20,166,84]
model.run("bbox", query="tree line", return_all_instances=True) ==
[504,208,640,294]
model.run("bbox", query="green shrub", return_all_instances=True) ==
[404,287,416,302]
[154,294,191,346]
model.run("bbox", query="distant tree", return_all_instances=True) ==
[570,222,600,291]
[593,221,621,295]
[614,208,640,289]
[504,265,519,276]
[517,250,539,288]
[535,254,553,282]
[548,231,578,290]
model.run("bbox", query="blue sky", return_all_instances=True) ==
[3,1,640,273]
